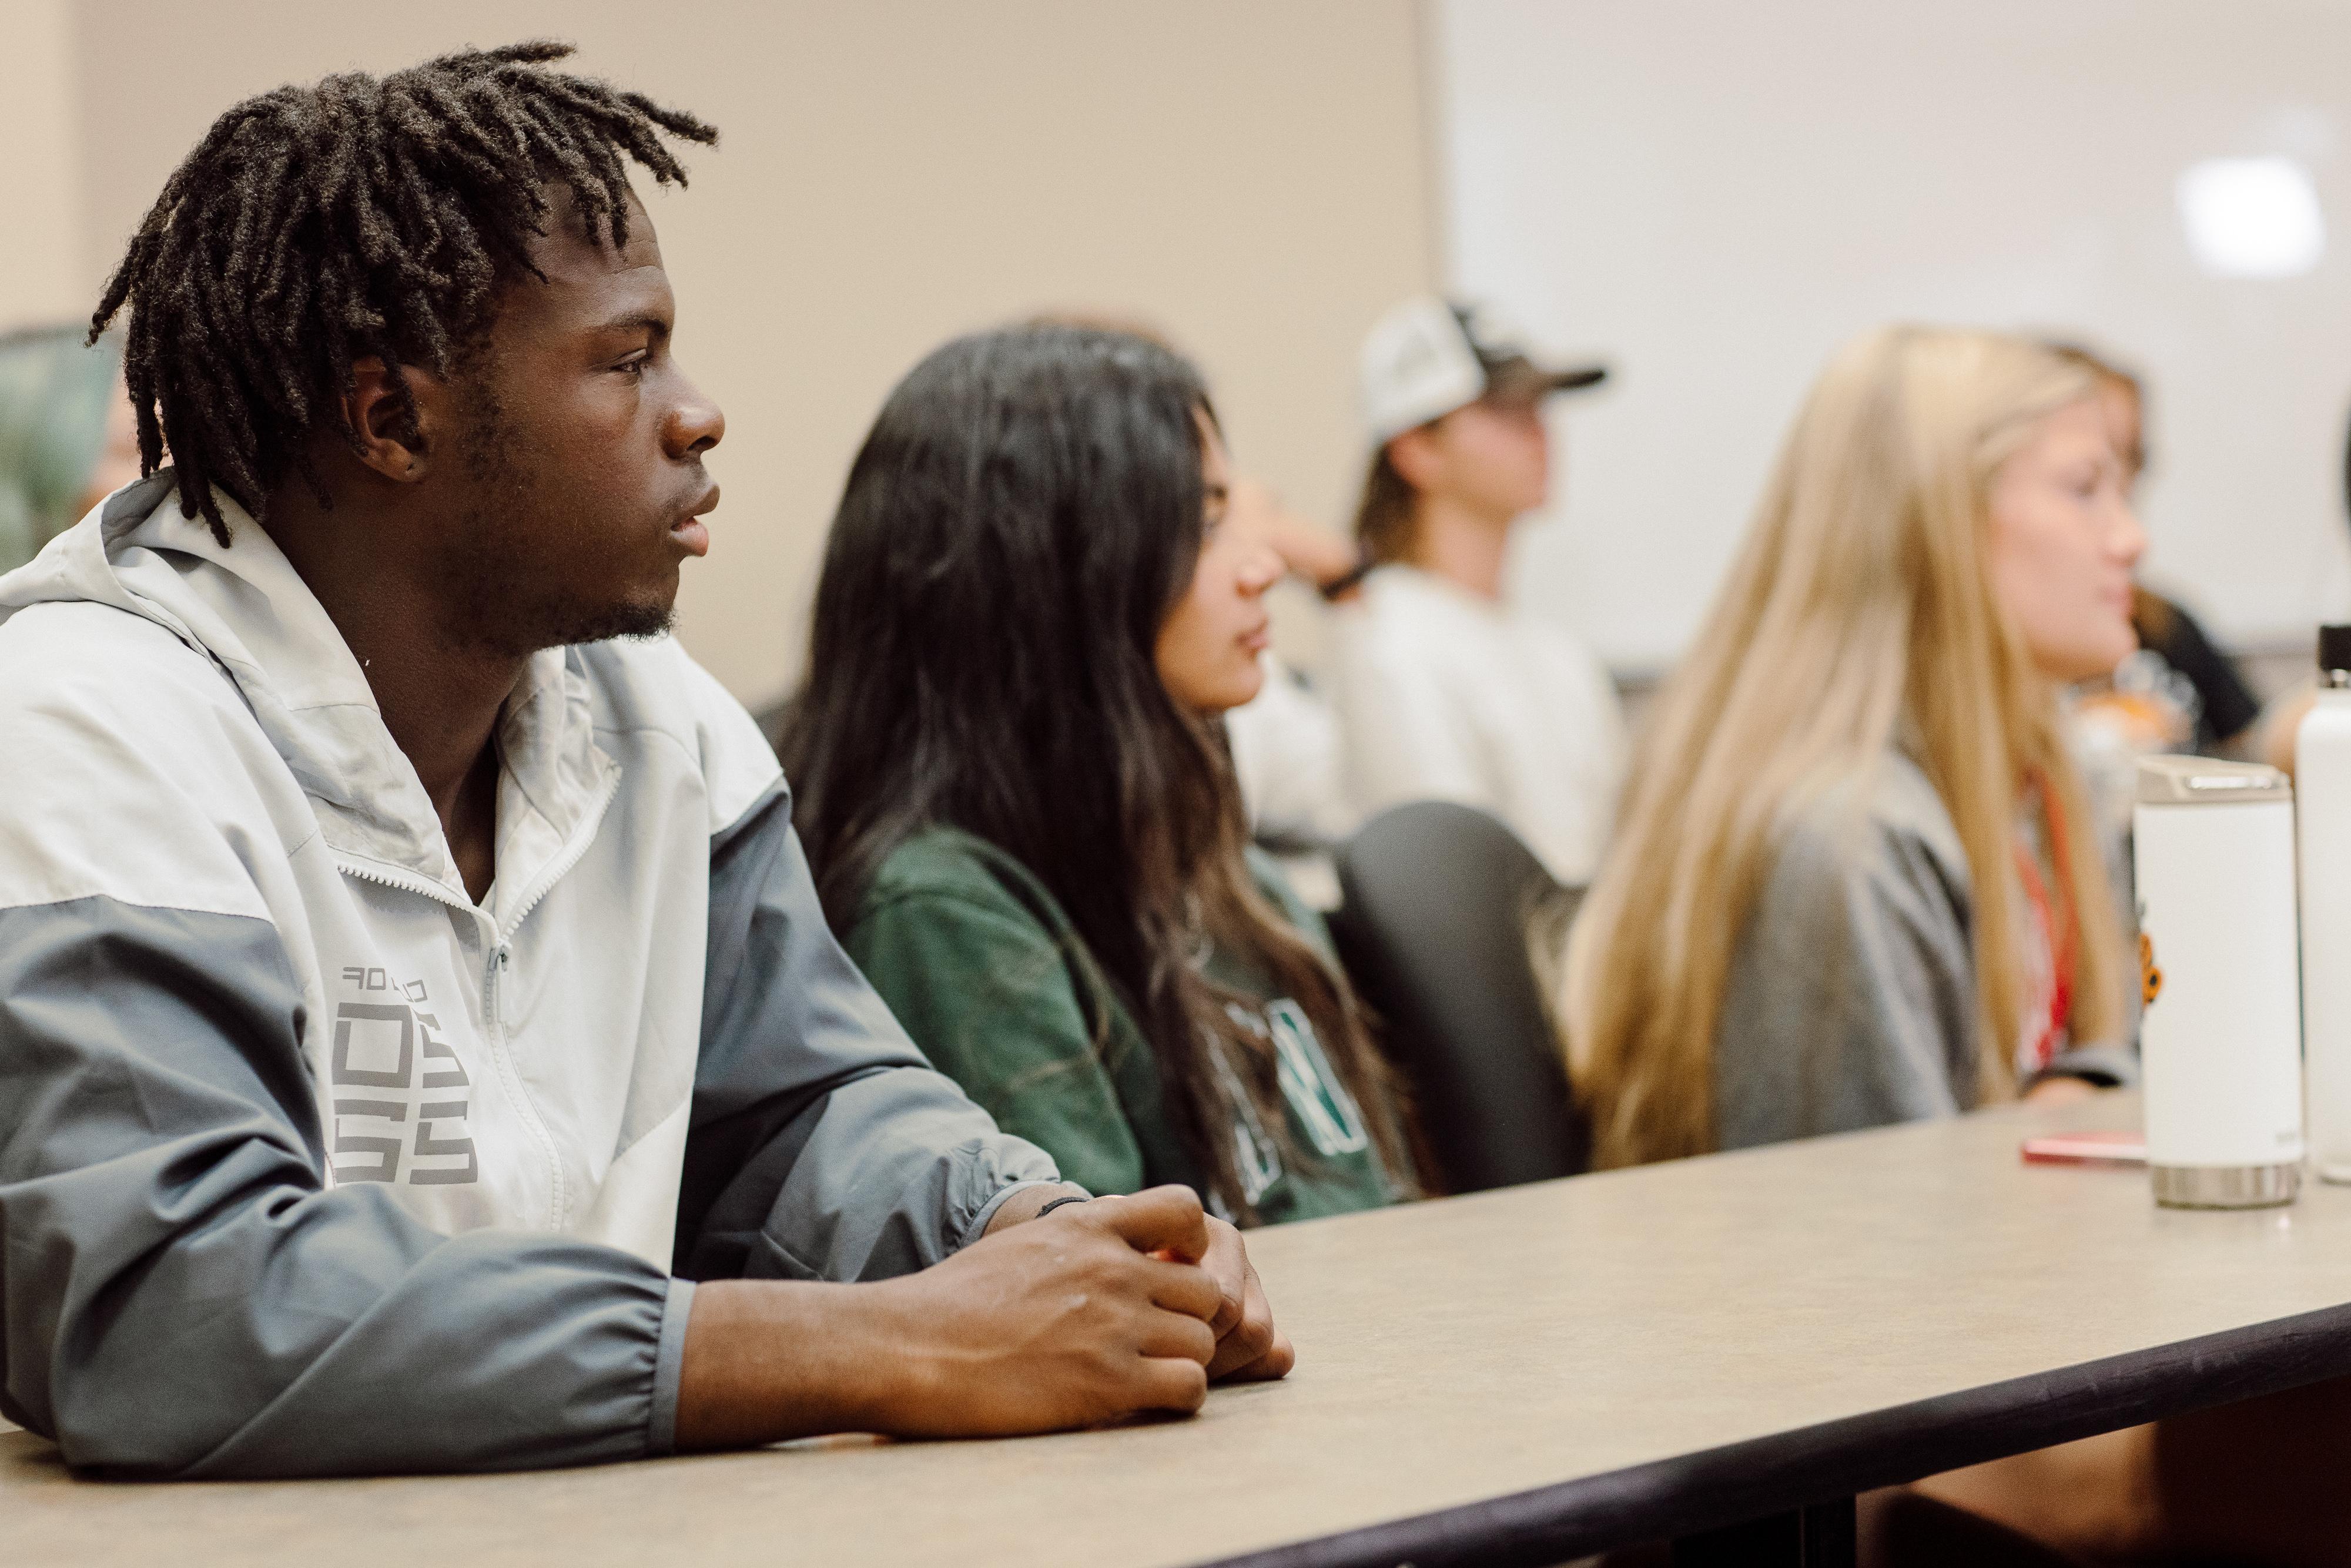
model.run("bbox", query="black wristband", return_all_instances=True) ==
[1035,1194,1090,1218]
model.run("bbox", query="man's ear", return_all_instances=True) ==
[1386,425,1445,492]
[341,356,448,485]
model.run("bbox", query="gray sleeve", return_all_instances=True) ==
[1713,811,1979,1151]
[675,781,1063,1284]
[0,896,690,1479]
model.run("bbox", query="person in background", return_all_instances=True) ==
[1554,324,2350,1568]
[0,326,142,574]
[1332,297,1626,887]
[2046,341,2262,756]
[1562,327,2142,1171]
[780,324,1415,1227]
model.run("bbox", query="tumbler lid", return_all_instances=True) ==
[2136,754,2292,805]
[2320,624,2351,675]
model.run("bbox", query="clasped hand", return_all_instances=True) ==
[675,1182,1290,1449]
[876,1184,1293,1437]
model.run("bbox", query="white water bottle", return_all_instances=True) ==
[2300,625,2351,1182]
[2135,755,2303,1207]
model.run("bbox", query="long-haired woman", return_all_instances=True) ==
[780,324,1413,1225]
[1562,326,2144,1168]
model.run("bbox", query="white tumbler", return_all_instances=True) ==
[2134,756,2303,1208]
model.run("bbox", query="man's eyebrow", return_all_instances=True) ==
[592,310,672,339]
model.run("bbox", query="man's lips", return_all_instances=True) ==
[670,484,719,557]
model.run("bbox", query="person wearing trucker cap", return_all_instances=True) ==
[1331,297,1627,886]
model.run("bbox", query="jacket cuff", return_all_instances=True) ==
[958,1180,1088,1251]
[648,1276,698,1456]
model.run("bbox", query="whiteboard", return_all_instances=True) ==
[1438,0,2351,672]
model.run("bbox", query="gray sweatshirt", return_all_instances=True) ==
[1713,750,2134,1150]
[0,475,1061,1478]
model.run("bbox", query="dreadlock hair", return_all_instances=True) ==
[91,41,717,546]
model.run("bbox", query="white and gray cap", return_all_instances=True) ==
[1358,296,1607,443]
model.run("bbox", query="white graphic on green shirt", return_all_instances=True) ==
[1224,1000,1371,1159]
[1207,1041,1282,1205]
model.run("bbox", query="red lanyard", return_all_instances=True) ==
[2014,771,2077,1073]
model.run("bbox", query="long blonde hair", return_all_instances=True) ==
[1563,326,2127,1167]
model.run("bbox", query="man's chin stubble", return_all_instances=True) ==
[474,604,674,658]
[547,601,677,649]
[437,568,678,658]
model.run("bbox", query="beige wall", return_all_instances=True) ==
[58,0,1435,708]
[0,0,85,332]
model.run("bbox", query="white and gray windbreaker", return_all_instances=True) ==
[0,474,1061,1478]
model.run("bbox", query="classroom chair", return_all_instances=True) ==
[1327,801,1587,1193]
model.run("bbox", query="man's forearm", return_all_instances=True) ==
[673,1278,915,1450]
[674,1187,1237,1450]
[675,1182,1090,1450]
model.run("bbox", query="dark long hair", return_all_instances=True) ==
[1352,447,1419,565]
[782,323,1410,1219]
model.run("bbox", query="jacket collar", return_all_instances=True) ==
[0,471,617,910]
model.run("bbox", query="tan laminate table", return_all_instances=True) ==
[12,1091,2351,1568]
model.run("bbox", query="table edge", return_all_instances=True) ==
[1198,1298,2351,1568]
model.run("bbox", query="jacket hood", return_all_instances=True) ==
[0,470,610,900]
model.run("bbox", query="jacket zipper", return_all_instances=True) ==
[496,764,624,946]
[478,763,621,1231]
[332,856,477,915]
[473,932,562,1223]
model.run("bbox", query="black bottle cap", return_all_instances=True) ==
[2321,624,2351,675]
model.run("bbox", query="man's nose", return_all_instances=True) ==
[667,380,725,458]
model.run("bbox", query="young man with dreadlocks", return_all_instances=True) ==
[0,43,1287,1479]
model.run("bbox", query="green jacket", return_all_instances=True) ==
[842,826,1399,1224]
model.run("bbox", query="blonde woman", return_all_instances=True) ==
[1563,326,2144,1168]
